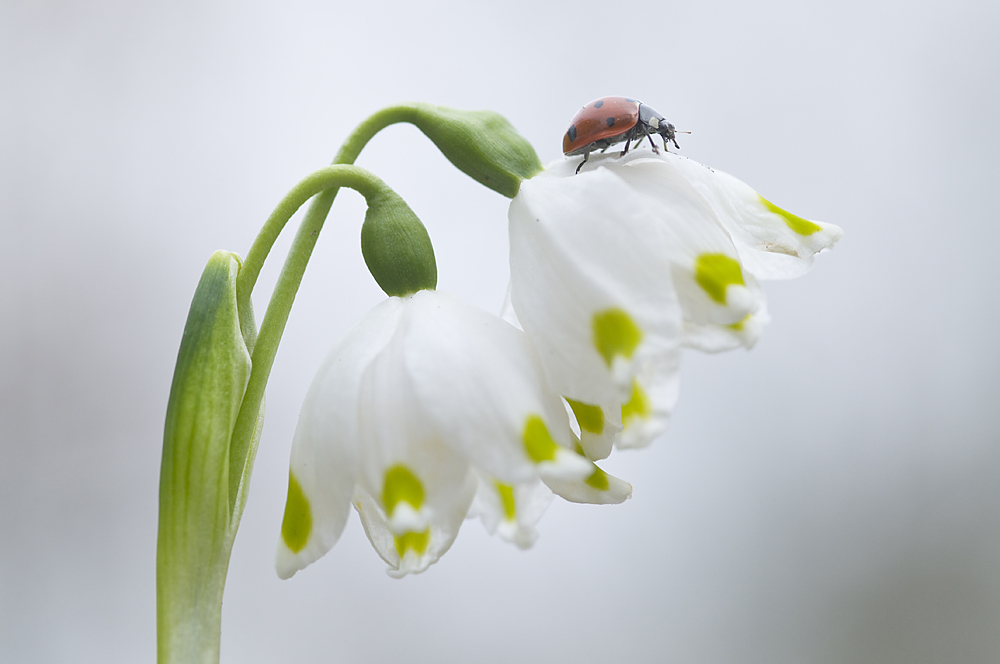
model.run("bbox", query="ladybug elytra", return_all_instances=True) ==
[563,97,680,174]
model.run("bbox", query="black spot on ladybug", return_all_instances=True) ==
[606,117,615,127]
[567,125,577,142]
[594,100,604,108]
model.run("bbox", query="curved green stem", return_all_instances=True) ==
[228,164,396,508]
[236,105,418,309]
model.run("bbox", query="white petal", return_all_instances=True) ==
[509,168,683,408]
[564,396,622,461]
[542,445,633,505]
[275,298,405,580]
[664,153,844,279]
[617,351,681,449]
[470,471,553,549]
[353,488,399,569]
[683,297,771,353]
[350,306,478,576]
[404,290,583,484]
[353,468,477,578]
[499,282,520,328]
[613,156,764,326]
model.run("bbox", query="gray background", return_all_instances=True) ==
[2,0,998,661]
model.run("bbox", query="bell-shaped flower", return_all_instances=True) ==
[508,150,842,454]
[276,289,630,579]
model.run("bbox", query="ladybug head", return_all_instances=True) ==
[657,122,681,150]
[638,103,681,151]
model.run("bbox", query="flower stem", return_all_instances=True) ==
[227,106,418,507]
[227,165,397,507]
[236,105,417,305]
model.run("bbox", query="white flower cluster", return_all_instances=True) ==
[276,149,843,578]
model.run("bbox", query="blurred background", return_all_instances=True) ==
[2,0,998,661]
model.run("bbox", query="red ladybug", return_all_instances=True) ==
[563,97,680,173]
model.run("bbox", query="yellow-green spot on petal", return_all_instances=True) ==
[695,253,745,304]
[621,379,651,423]
[729,314,751,331]
[523,415,558,463]
[394,529,430,557]
[566,398,604,435]
[760,196,822,236]
[585,466,610,491]
[382,464,424,516]
[496,482,516,521]
[281,471,312,553]
[593,308,643,368]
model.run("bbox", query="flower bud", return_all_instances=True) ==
[360,187,437,297]
[406,103,543,198]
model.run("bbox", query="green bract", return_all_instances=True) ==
[360,184,437,297]
[157,250,263,664]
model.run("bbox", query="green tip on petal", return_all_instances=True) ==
[496,482,517,521]
[566,399,605,435]
[621,379,651,423]
[280,471,313,553]
[585,466,611,491]
[394,529,431,557]
[729,314,751,331]
[695,253,745,304]
[592,308,643,367]
[760,196,822,236]
[523,415,558,463]
[382,465,425,515]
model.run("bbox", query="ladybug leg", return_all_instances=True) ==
[647,134,660,154]
[575,151,590,175]
[619,137,631,157]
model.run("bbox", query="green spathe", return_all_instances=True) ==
[360,186,437,297]
[157,250,262,664]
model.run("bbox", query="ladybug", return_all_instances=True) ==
[563,97,681,173]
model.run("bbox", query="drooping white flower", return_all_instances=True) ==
[508,150,842,453]
[276,289,630,579]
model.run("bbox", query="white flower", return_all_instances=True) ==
[508,150,843,454]
[275,289,630,579]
